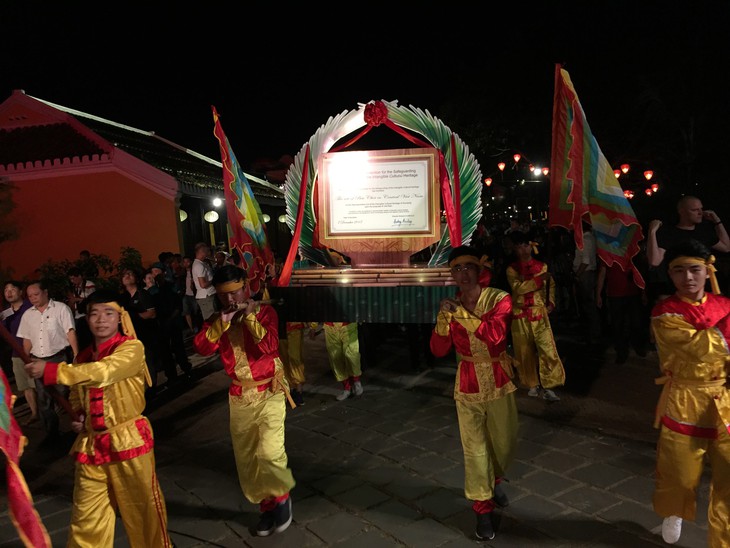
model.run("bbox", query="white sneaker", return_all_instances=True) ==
[353,381,363,396]
[661,516,682,544]
[528,387,541,397]
[542,389,561,402]
[335,389,350,401]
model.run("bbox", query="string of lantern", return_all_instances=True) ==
[482,152,550,189]
[613,163,659,199]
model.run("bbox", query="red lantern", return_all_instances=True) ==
[628,190,635,199]
[613,169,621,178]
[542,167,549,176]
[498,162,506,171]
[651,183,659,193]
[484,177,493,187]
[623,190,631,198]
[621,163,630,174]
[513,154,521,163]
[645,188,653,196]
[644,170,654,180]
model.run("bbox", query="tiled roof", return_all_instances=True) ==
[0,123,106,166]
[74,114,285,203]
[0,94,284,204]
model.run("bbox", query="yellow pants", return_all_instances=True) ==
[511,316,565,389]
[67,451,170,548]
[324,323,362,382]
[280,328,305,386]
[654,426,730,548]
[230,391,296,504]
[456,393,518,501]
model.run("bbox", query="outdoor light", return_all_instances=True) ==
[614,169,621,178]
[651,183,659,193]
[623,190,631,198]
[498,162,506,171]
[644,170,654,180]
[513,154,521,163]
[533,167,541,175]
[179,209,188,222]
[645,188,653,196]
[484,177,493,186]
[203,210,219,223]
[621,163,630,174]
[278,214,287,223]
[212,197,223,207]
[542,167,549,176]
[262,214,271,223]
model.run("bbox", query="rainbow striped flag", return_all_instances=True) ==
[549,64,645,288]
[212,106,274,297]
[0,368,51,547]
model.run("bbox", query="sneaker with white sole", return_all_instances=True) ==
[542,389,561,402]
[528,386,541,397]
[475,511,495,540]
[353,381,363,396]
[661,515,682,544]
[336,389,350,401]
[255,510,276,537]
[273,498,292,534]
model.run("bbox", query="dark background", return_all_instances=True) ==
[3,2,730,223]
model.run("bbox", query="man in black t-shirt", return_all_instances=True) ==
[646,195,730,298]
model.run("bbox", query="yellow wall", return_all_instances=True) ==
[1,170,180,279]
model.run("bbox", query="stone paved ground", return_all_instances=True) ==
[0,322,711,547]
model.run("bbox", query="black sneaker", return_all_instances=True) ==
[255,510,276,537]
[475,511,495,540]
[493,483,509,508]
[273,498,292,534]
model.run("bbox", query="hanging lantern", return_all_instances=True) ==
[542,167,550,176]
[644,170,654,180]
[513,154,521,163]
[623,190,631,198]
[651,183,659,193]
[644,188,653,196]
[613,169,621,178]
[528,164,534,172]
[621,163,630,174]
[484,177,493,187]
[628,190,635,199]
[498,162,506,171]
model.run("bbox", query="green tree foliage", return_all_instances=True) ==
[35,247,144,301]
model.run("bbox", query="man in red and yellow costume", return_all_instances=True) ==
[430,245,517,541]
[650,239,730,547]
[506,230,565,402]
[194,264,295,537]
[26,289,171,548]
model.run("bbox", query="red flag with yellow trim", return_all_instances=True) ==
[549,64,645,288]
[0,368,51,547]
[212,106,275,297]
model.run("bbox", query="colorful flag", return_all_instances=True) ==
[549,64,645,288]
[212,106,274,297]
[0,367,51,548]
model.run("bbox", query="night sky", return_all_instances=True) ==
[3,2,729,220]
